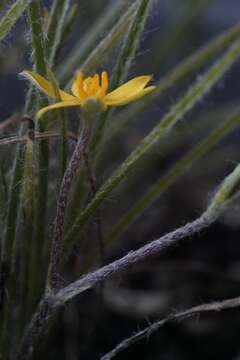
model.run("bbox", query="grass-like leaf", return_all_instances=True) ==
[46,0,71,65]
[108,109,240,243]
[0,0,33,41]
[58,1,138,85]
[64,39,240,250]
[105,22,240,145]
[90,0,153,154]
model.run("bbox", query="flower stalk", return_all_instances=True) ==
[47,124,91,290]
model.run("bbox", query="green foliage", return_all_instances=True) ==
[90,0,153,154]
[108,109,240,242]
[1,1,240,359]
[65,39,240,249]
[0,0,33,41]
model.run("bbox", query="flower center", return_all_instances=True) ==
[73,71,109,102]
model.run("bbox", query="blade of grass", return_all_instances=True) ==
[47,0,71,66]
[47,68,67,179]
[64,39,240,251]
[108,109,240,243]
[0,2,48,355]
[104,22,240,146]
[45,0,69,55]
[58,1,138,85]
[90,0,153,154]
[0,0,33,41]
[27,2,47,76]
[50,3,79,65]
[20,138,35,323]
[27,1,51,309]
[60,3,78,45]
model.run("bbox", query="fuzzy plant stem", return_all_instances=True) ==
[17,137,35,337]
[0,140,26,359]
[16,293,57,360]
[16,160,240,359]
[108,110,240,242]
[15,213,213,360]
[47,68,68,180]
[1,4,47,355]
[45,0,70,56]
[0,0,33,41]
[58,162,240,301]
[65,39,240,249]
[47,126,91,290]
[101,296,240,360]
[23,0,49,322]
[47,0,71,65]
[58,213,214,302]
[83,150,105,264]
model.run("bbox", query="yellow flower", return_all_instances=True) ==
[21,70,155,118]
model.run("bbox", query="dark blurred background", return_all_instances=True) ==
[2,0,240,359]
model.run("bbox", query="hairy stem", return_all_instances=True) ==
[83,150,105,264]
[65,39,240,249]
[16,157,240,359]
[108,110,240,242]
[101,295,240,360]
[47,126,90,290]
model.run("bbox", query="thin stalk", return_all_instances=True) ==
[0,0,33,41]
[47,68,68,180]
[90,0,152,154]
[16,161,240,359]
[27,2,47,76]
[47,0,71,66]
[0,134,26,360]
[105,22,240,146]
[108,110,240,242]
[47,126,90,290]
[15,214,212,360]
[1,2,47,354]
[27,0,49,314]
[60,4,78,46]
[20,137,35,324]
[0,131,77,146]
[101,296,240,360]
[61,1,138,89]
[65,39,240,250]
[45,0,69,55]
[57,0,135,84]
[83,150,104,264]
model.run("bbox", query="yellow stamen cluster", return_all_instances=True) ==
[71,71,109,104]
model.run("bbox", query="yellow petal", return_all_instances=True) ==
[104,75,152,103]
[71,71,86,100]
[21,70,76,102]
[101,71,108,93]
[105,86,155,106]
[37,99,81,119]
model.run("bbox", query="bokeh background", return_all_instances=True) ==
[2,0,240,359]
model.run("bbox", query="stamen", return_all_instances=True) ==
[93,74,100,91]
[101,71,109,93]
[83,77,94,95]
[76,71,87,100]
